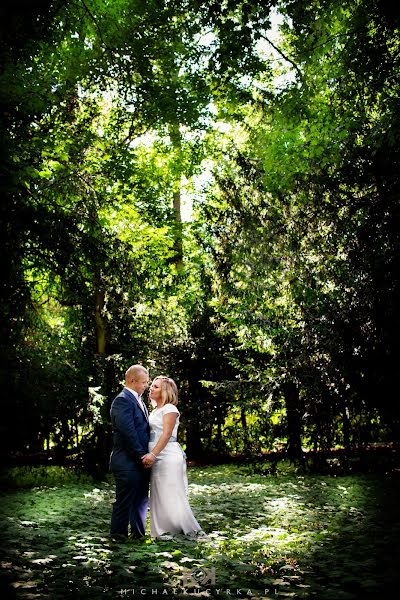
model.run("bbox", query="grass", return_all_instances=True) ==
[0,462,399,599]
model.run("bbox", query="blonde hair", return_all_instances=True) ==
[154,376,178,407]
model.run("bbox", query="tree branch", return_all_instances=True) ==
[260,33,303,82]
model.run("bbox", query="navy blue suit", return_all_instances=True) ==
[109,388,150,537]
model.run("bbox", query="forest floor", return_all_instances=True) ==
[0,461,399,600]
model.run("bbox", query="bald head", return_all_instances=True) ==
[125,364,149,396]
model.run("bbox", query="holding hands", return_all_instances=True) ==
[142,452,157,468]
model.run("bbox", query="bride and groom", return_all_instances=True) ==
[109,364,202,539]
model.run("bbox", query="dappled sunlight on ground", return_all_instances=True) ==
[0,464,399,599]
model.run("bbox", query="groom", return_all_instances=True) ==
[109,364,150,538]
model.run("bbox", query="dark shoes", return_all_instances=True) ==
[109,532,146,544]
[129,532,146,541]
[110,533,128,544]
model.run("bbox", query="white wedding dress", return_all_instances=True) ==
[148,404,202,538]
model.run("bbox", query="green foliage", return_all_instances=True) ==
[0,464,399,599]
[1,0,400,463]
[0,466,94,489]
[196,0,400,454]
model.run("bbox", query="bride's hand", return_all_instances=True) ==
[142,453,156,468]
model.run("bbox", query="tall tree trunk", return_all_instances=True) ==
[95,288,107,355]
[89,276,111,474]
[169,123,183,271]
[185,423,203,459]
[339,399,351,471]
[172,187,183,267]
[241,407,248,451]
[284,381,304,464]
[342,402,351,451]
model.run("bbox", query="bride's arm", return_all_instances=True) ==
[142,412,178,467]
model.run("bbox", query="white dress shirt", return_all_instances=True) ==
[125,387,148,418]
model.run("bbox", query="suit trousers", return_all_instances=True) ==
[110,468,149,537]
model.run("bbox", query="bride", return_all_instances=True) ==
[141,376,203,538]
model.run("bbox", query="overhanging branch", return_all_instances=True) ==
[260,33,303,82]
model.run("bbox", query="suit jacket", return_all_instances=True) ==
[109,388,150,472]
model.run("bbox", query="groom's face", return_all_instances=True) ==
[131,373,149,396]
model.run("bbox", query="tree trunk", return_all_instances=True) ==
[241,406,248,451]
[95,288,107,355]
[172,187,183,267]
[185,424,203,459]
[169,123,183,270]
[342,402,351,451]
[88,279,111,474]
[284,381,304,464]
